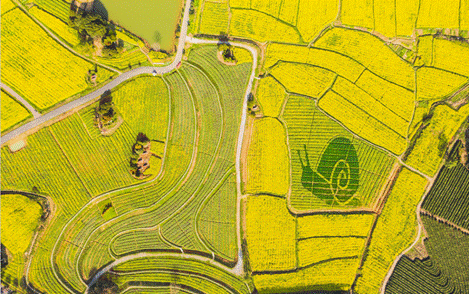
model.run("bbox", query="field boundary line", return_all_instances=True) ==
[379,169,435,294]
[12,0,121,74]
[86,252,251,294]
[1,83,41,118]
[107,63,227,258]
[420,208,469,235]
[73,69,201,287]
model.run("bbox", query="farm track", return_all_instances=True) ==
[0,83,41,118]
[1,0,192,145]
[14,37,258,293]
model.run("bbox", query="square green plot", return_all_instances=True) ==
[282,95,395,211]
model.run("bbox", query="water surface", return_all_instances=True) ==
[97,0,181,51]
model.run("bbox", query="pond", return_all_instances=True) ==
[97,0,182,51]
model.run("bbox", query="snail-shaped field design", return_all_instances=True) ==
[299,137,360,205]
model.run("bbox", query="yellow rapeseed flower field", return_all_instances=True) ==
[253,258,359,293]
[341,0,374,29]
[230,9,301,43]
[233,47,253,64]
[356,70,415,122]
[1,0,15,14]
[373,0,396,37]
[318,90,407,155]
[417,0,459,30]
[417,35,434,66]
[332,77,409,137]
[1,90,32,133]
[1,194,42,255]
[297,214,374,239]
[406,104,469,176]
[432,38,469,77]
[462,0,469,31]
[265,43,365,82]
[198,1,229,35]
[297,0,338,42]
[250,0,282,16]
[270,62,336,98]
[245,196,296,271]
[416,67,468,101]
[355,168,428,294]
[256,76,287,117]
[298,237,367,267]
[278,0,299,26]
[315,28,414,90]
[1,9,115,111]
[30,6,80,47]
[245,117,290,196]
[395,0,419,36]
[229,0,250,9]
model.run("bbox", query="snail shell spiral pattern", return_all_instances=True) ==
[312,137,359,204]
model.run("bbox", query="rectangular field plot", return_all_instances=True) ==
[355,168,428,294]
[278,0,299,26]
[416,67,468,101]
[297,213,374,238]
[245,118,290,196]
[416,0,459,29]
[245,196,296,272]
[298,237,367,267]
[318,90,407,154]
[373,0,396,37]
[340,0,374,29]
[395,0,419,36]
[269,62,336,98]
[283,95,395,212]
[432,39,469,77]
[332,77,409,137]
[229,9,301,43]
[314,28,414,90]
[253,258,359,293]
[1,9,115,111]
[355,70,415,122]
[265,43,365,82]
[198,1,229,35]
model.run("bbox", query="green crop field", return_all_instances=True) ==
[3,0,469,293]
[355,168,428,294]
[283,94,395,211]
[0,45,252,294]
[422,163,469,230]
[385,215,469,293]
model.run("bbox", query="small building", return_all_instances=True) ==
[73,0,94,12]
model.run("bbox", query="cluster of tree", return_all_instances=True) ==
[69,7,122,57]
[218,43,236,63]
[96,91,117,127]
[88,274,119,294]
[130,133,151,178]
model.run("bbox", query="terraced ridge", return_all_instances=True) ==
[45,46,251,293]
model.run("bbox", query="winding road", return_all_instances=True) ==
[1,0,192,145]
[4,0,260,291]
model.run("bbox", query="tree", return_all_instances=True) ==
[88,274,118,294]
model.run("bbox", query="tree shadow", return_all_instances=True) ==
[93,0,108,20]
[297,144,313,192]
